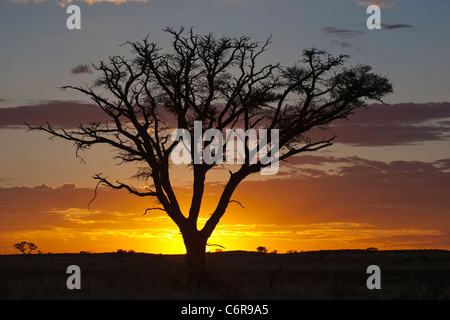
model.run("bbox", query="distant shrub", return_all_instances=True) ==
[13,242,38,256]
[116,249,135,255]
[286,250,298,254]
[257,246,268,254]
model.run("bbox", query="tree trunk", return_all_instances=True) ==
[182,228,211,287]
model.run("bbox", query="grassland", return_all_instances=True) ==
[0,249,449,300]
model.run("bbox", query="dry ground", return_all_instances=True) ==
[0,250,449,299]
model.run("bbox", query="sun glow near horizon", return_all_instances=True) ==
[1,189,446,255]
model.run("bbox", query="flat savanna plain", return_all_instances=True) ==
[0,250,449,299]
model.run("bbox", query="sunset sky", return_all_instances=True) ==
[1,0,450,254]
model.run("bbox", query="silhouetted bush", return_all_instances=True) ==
[13,242,38,256]
[257,246,268,254]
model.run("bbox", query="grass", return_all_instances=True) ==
[1,249,449,299]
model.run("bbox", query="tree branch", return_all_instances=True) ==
[93,173,158,197]
[143,207,166,215]
[229,200,245,209]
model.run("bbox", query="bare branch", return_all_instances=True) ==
[229,200,246,209]
[87,179,102,210]
[93,174,158,198]
[143,207,166,215]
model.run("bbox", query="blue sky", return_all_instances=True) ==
[1,0,449,106]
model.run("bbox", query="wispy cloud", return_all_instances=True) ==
[322,27,364,39]
[324,22,414,49]
[11,0,47,3]
[382,23,414,30]
[0,101,107,128]
[10,0,149,6]
[356,1,397,9]
[59,0,149,5]
[213,222,443,245]
[322,26,364,48]
[327,102,450,146]
[71,64,93,74]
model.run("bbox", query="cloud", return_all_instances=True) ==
[382,23,414,30]
[58,0,149,6]
[238,155,450,224]
[322,27,364,39]
[0,183,161,233]
[11,0,46,3]
[323,26,364,49]
[0,100,108,128]
[0,183,183,253]
[213,222,443,245]
[219,154,450,250]
[314,102,450,146]
[10,0,149,5]
[2,155,450,253]
[71,64,93,74]
[356,1,397,9]
[323,12,413,49]
[3,101,449,146]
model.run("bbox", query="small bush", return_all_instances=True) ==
[257,246,268,254]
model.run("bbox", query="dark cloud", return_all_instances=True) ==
[315,102,450,146]
[2,100,449,147]
[71,64,93,74]
[324,22,413,49]
[382,23,414,30]
[323,26,364,49]
[250,155,450,222]
[0,101,108,128]
[343,103,450,125]
[322,27,364,39]
[330,125,446,146]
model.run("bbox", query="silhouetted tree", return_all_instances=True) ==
[28,27,392,285]
[257,246,268,254]
[13,242,38,256]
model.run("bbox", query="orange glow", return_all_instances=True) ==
[1,170,449,255]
